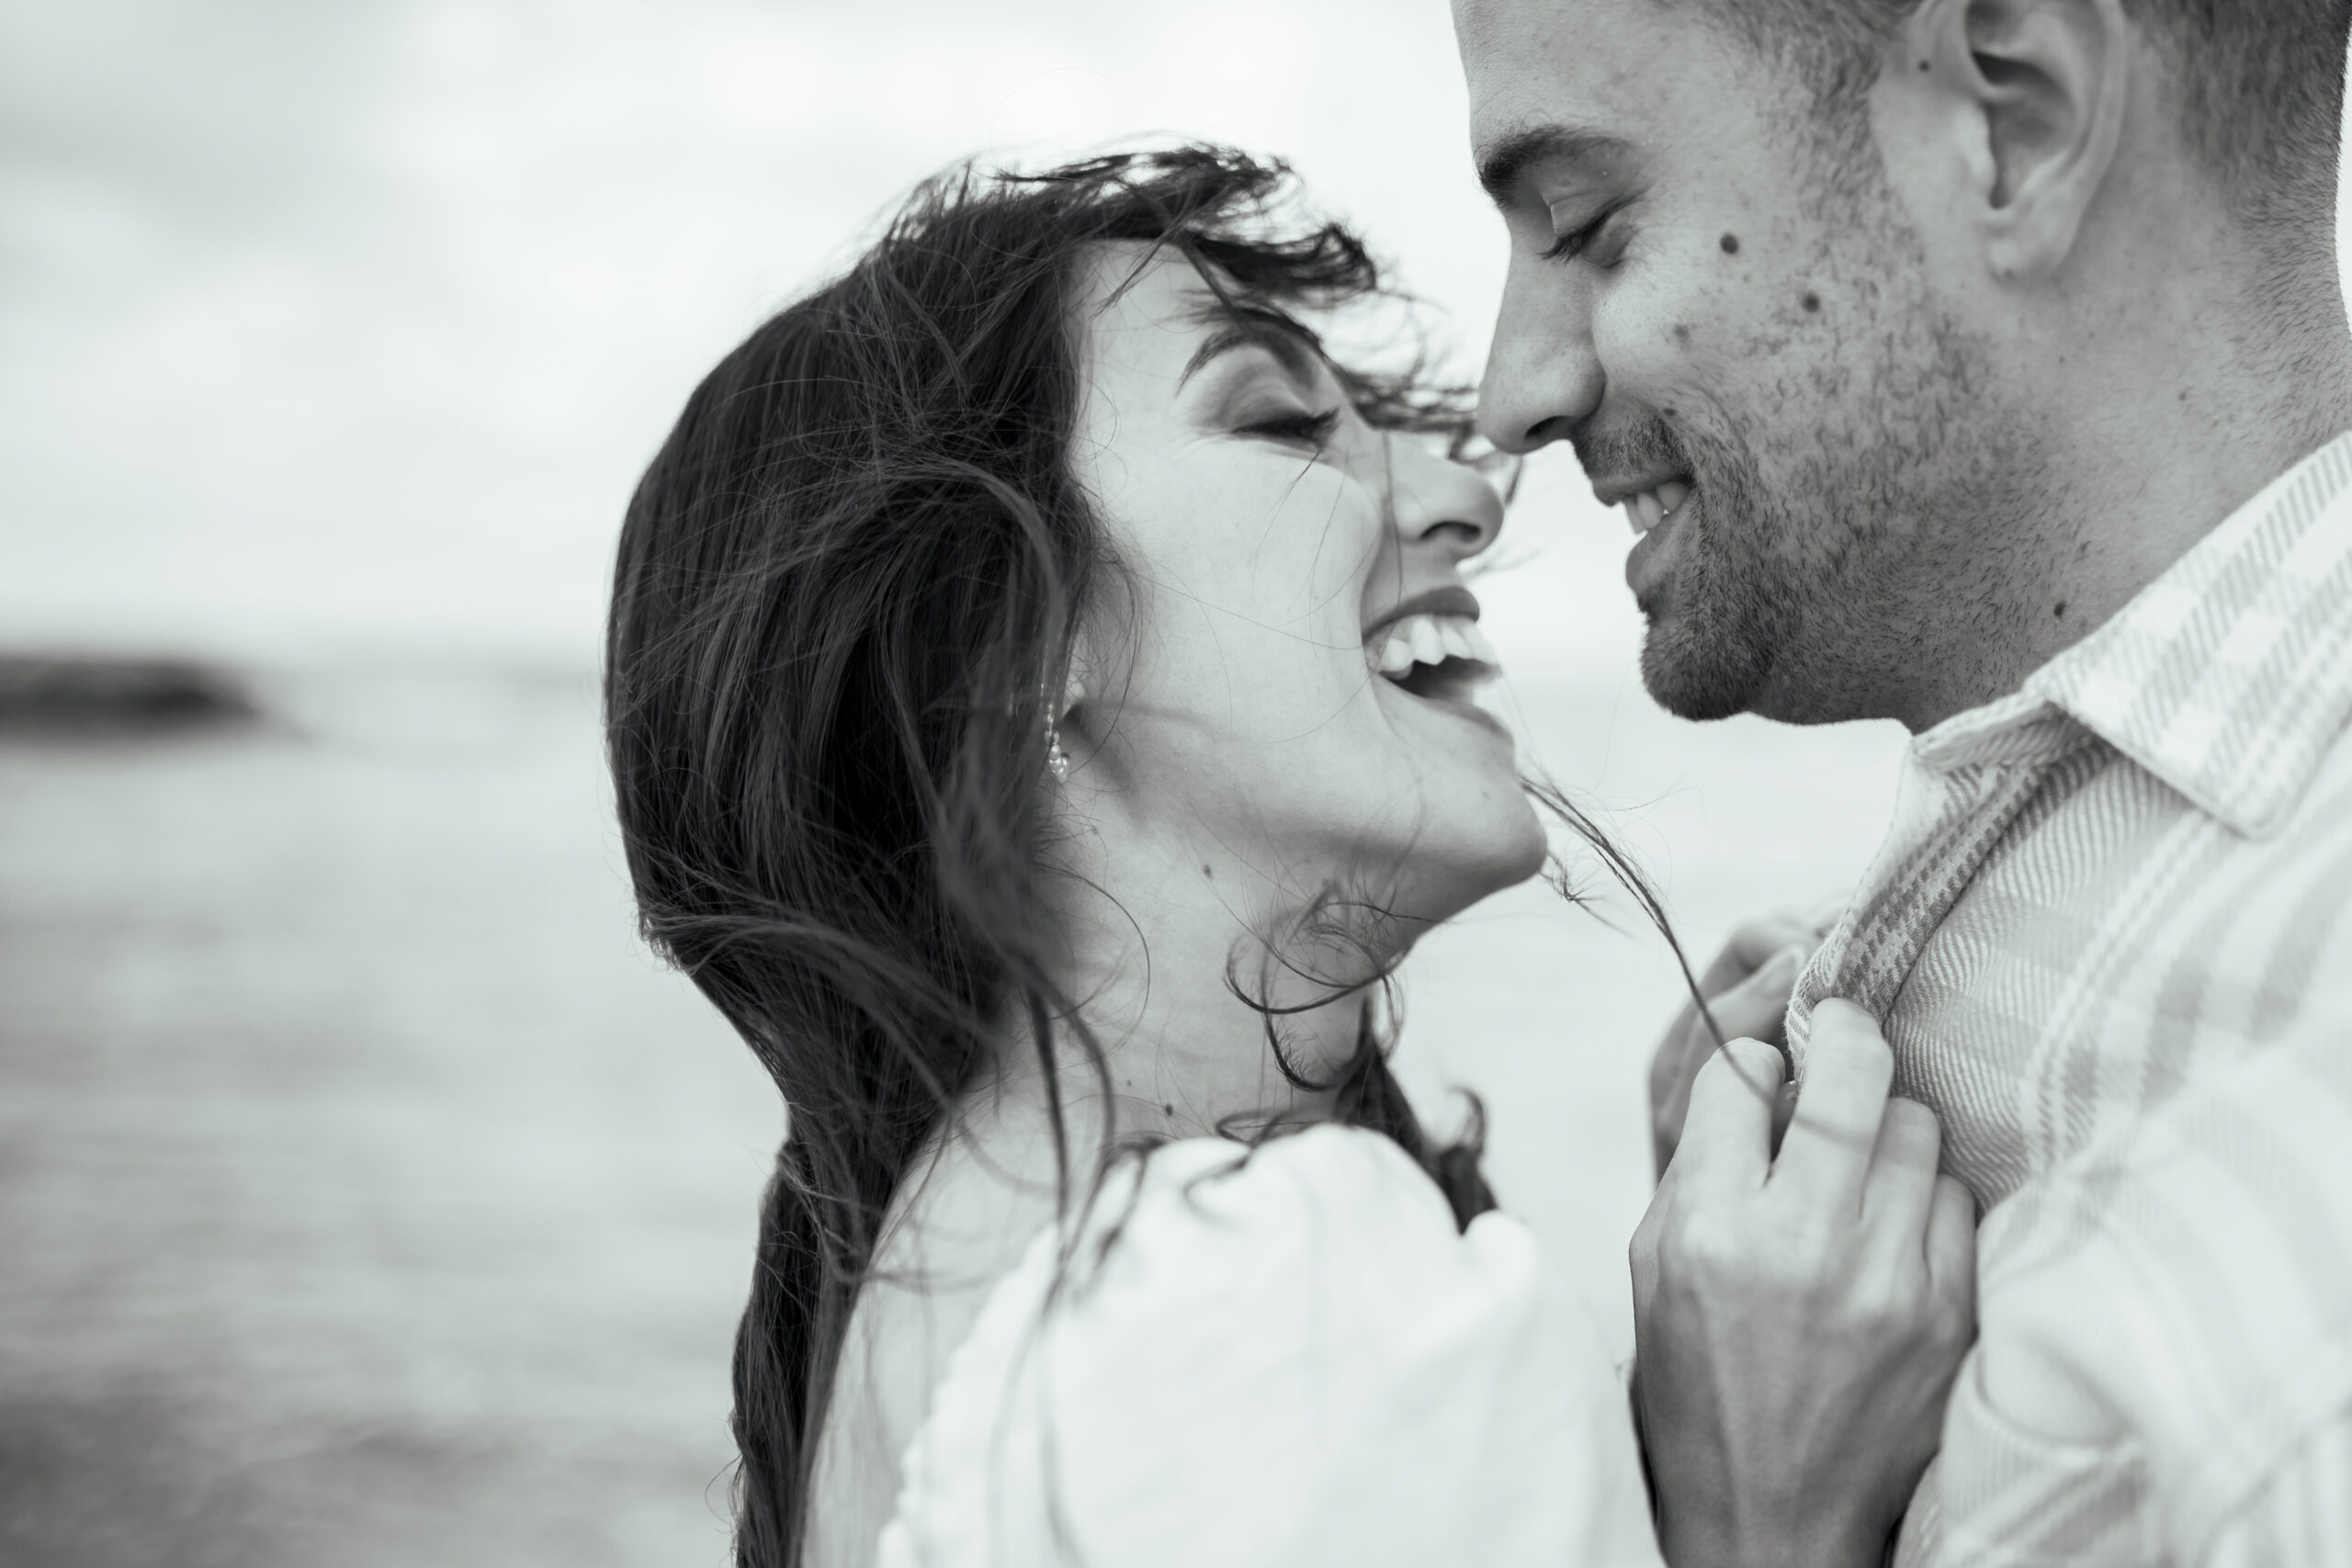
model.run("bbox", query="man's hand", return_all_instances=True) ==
[1633,1000,1976,1568]
[1649,912,1829,1178]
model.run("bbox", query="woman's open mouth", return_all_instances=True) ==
[1364,610,1500,704]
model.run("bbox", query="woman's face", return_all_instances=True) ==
[1064,246,1546,933]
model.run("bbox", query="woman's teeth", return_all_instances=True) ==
[1368,614,1499,681]
[1623,479,1693,536]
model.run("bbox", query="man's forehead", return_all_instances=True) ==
[1456,0,1751,197]
[1451,0,1566,56]
[1454,0,1679,111]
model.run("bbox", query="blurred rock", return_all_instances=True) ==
[0,656,258,736]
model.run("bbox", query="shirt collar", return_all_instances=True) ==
[1914,432,2352,839]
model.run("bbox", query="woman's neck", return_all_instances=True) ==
[808,822,1378,1567]
[1021,818,1374,1149]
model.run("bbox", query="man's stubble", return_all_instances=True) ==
[1623,157,2058,730]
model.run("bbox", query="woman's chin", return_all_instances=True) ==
[1464,770,1552,884]
[1470,807,1553,901]
[1385,802,1551,934]
[1498,807,1553,886]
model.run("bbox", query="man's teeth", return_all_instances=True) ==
[1623,479,1694,536]
[1369,614,1499,679]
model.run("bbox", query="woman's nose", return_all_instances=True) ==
[1387,435,1506,563]
[1476,260,1602,456]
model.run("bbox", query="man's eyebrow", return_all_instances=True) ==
[1175,303,1323,391]
[1476,123,1635,204]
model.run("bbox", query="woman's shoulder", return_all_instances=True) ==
[809,1119,1066,1566]
[1057,1125,1533,1326]
[879,1125,1665,1568]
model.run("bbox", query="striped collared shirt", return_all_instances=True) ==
[1787,433,2352,1567]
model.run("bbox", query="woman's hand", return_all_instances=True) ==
[1648,912,1829,1178]
[1632,1000,1976,1568]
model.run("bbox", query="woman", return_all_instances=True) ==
[605,147,1969,1567]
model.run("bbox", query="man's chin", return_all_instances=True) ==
[1638,615,1773,723]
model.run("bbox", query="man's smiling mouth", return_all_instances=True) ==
[1623,478,1694,536]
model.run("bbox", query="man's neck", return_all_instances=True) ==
[1895,278,2352,732]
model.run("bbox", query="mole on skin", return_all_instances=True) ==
[1720,233,1740,254]
[1674,323,1692,345]
[2054,601,2069,619]
[1802,291,1822,312]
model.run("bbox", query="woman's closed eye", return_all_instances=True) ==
[1236,407,1341,450]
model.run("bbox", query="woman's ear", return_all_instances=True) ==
[1057,636,1094,726]
[1052,637,1099,772]
[1894,0,2131,282]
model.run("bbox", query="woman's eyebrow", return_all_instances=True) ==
[1175,304,1323,391]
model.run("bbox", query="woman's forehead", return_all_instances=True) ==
[1078,243,1323,387]
[1079,246,1229,355]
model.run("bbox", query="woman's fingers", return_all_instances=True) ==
[1926,1174,1978,1303]
[1770,998,1894,1215]
[1672,1036,1786,1191]
[1651,942,1811,1176]
[1713,942,1808,1044]
[1698,913,1821,997]
[1860,1097,1943,1252]
[1634,1004,1979,1568]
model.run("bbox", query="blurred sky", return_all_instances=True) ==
[1,0,1542,667]
[7,2,2350,673]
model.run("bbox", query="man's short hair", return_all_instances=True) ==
[1698,0,2352,234]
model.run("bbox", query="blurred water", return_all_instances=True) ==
[0,665,774,1567]
[0,660,1905,1564]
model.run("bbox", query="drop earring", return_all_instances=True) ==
[1046,673,1083,783]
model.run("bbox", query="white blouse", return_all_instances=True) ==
[876,1124,1665,1567]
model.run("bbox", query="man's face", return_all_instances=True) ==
[1458,0,2035,726]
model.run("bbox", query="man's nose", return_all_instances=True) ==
[1476,262,1602,456]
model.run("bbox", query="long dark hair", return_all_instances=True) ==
[605,146,1693,1568]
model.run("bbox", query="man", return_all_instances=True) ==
[1457,0,2352,1564]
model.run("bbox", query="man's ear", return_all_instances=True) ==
[1894,0,2131,281]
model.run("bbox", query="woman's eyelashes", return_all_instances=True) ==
[1235,407,1341,450]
